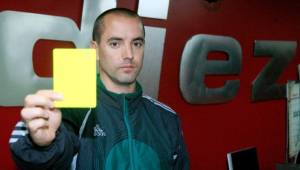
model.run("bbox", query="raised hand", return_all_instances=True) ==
[21,90,63,146]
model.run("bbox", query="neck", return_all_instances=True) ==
[100,75,136,94]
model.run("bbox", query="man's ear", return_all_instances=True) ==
[90,41,99,60]
[90,40,97,48]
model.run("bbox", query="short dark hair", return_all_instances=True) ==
[92,8,145,43]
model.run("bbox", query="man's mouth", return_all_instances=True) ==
[120,65,135,73]
[120,64,134,68]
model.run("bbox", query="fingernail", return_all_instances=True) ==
[55,93,64,100]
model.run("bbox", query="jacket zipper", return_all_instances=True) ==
[123,95,135,170]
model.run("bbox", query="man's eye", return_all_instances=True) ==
[133,41,144,48]
[109,42,119,48]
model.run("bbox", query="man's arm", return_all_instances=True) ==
[9,123,79,170]
[174,117,190,170]
[9,90,80,169]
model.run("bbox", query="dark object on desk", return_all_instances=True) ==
[276,163,300,170]
[227,147,259,170]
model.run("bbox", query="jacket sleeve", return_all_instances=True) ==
[174,117,190,170]
[9,121,80,170]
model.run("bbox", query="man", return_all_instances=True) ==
[9,8,189,170]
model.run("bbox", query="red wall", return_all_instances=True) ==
[1,0,300,169]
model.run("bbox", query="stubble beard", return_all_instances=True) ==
[104,65,141,88]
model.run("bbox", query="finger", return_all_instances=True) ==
[37,90,64,101]
[21,107,49,121]
[24,94,54,108]
[27,118,49,133]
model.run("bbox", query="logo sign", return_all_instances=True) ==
[0,0,297,106]
[0,0,169,106]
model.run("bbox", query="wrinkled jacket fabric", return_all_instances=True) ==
[10,77,189,170]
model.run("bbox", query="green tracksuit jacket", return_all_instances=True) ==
[10,77,190,170]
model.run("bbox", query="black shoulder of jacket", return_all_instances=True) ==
[142,95,177,115]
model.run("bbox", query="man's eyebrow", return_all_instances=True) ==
[107,37,123,42]
[133,37,145,42]
[106,37,144,43]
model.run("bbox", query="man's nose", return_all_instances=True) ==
[123,43,134,60]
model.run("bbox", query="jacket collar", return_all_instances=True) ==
[96,75,143,111]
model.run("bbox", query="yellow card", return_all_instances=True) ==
[53,48,97,108]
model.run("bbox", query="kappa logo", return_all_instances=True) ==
[93,124,106,137]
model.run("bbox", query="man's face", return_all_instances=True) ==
[93,14,144,92]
